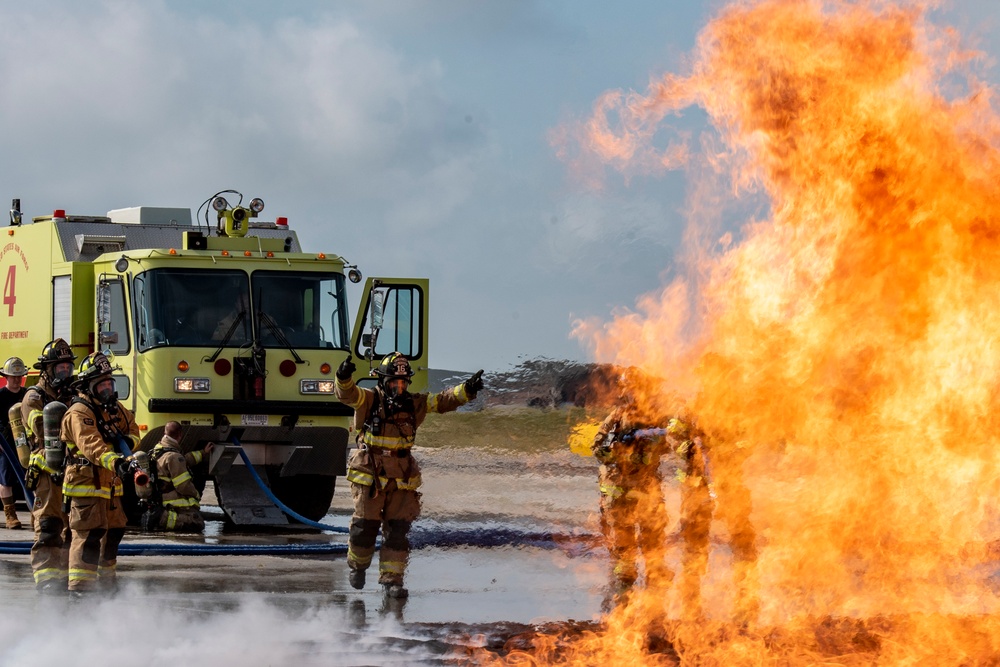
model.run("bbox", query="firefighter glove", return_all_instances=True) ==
[464,370,484,399]
[337,355,356,381]
[676,439,694,458]
[113,456,131,479]
[667,418,690,439]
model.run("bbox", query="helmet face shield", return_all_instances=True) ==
[91,378,117,406]
[51,361,75,385]
[385,377,409,398]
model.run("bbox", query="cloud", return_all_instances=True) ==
[0,2,486,217]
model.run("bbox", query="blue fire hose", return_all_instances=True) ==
[230,436,349,534]
[0,438,599,557]
[0,541,348,555]
[0,433,33,507]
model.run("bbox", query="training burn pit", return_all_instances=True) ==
[480,0,1000,664]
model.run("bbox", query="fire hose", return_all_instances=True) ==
[0,433,34,508]
[229,436,349,533]
[0,438,598,556]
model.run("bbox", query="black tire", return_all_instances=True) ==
[267,472,336,523]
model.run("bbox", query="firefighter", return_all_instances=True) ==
[335,352,483,599]
[144,421,213,532]
[0,357,28,529]
[591,372,677,604]
[60,352,141,597]
[22,338,77,594]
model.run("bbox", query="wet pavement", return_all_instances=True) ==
[0,447,608,665]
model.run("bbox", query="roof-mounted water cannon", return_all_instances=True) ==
[9,198,21,227]
[213,195,265,238]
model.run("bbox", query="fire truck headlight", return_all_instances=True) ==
[249,198,264,213]
[174,378,211,393]
[212,196,229,212]
[300,379,335,395]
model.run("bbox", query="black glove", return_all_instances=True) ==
[464,370,484,399]
[113,456,132,479]
[336,355,356,381]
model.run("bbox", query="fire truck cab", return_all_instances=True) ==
[0,192,429,525]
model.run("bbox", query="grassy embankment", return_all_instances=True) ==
[418,405,596,454]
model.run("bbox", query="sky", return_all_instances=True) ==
[0,1,997,373]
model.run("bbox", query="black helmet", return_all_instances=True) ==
[374,352,413,396]
[375,352,414,381]
[34,338,77,370]
[77,352,117,406]
[34,339,77,388]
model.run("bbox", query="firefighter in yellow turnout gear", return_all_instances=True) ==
[60,352,140,596]
[335,352,483,599]
[147,421,212,532]
[592,401,677,598]
[22,339,77,594]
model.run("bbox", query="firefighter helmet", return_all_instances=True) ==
[34,338,77,389]
[374,352,413,397]
[0,357,28,377]
[33,338,76,370]
[375,352,414,382]
[76,352,117,405]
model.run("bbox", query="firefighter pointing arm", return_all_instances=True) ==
[334,353,483,599]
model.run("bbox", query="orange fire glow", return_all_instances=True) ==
[489,0,1000,664]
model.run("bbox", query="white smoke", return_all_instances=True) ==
[0,586,443,666]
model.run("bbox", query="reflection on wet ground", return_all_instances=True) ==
[0,447,607,665]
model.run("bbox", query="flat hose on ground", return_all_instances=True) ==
[0,440,599,556]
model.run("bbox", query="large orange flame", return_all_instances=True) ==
[488,0,1000,663]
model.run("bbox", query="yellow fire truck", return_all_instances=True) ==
[0,191,429,526]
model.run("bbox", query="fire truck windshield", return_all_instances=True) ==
[250,270,350,350]
[134,268,349,351]
[135,269,250,349]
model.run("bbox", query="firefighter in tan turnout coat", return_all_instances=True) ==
[148,421,212,532]
[22,338,77,594]
[60,352,141,596]
[335,352,483,599]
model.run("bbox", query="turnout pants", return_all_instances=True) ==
[30,473,70,588]
[158,507,205,532]
[67,496,127,592]
[348,479,421,585]
[599,471,673,589]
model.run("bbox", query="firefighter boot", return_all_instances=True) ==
[2,497,21,530]
[383,582,408,599]
[348,568,366,590]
